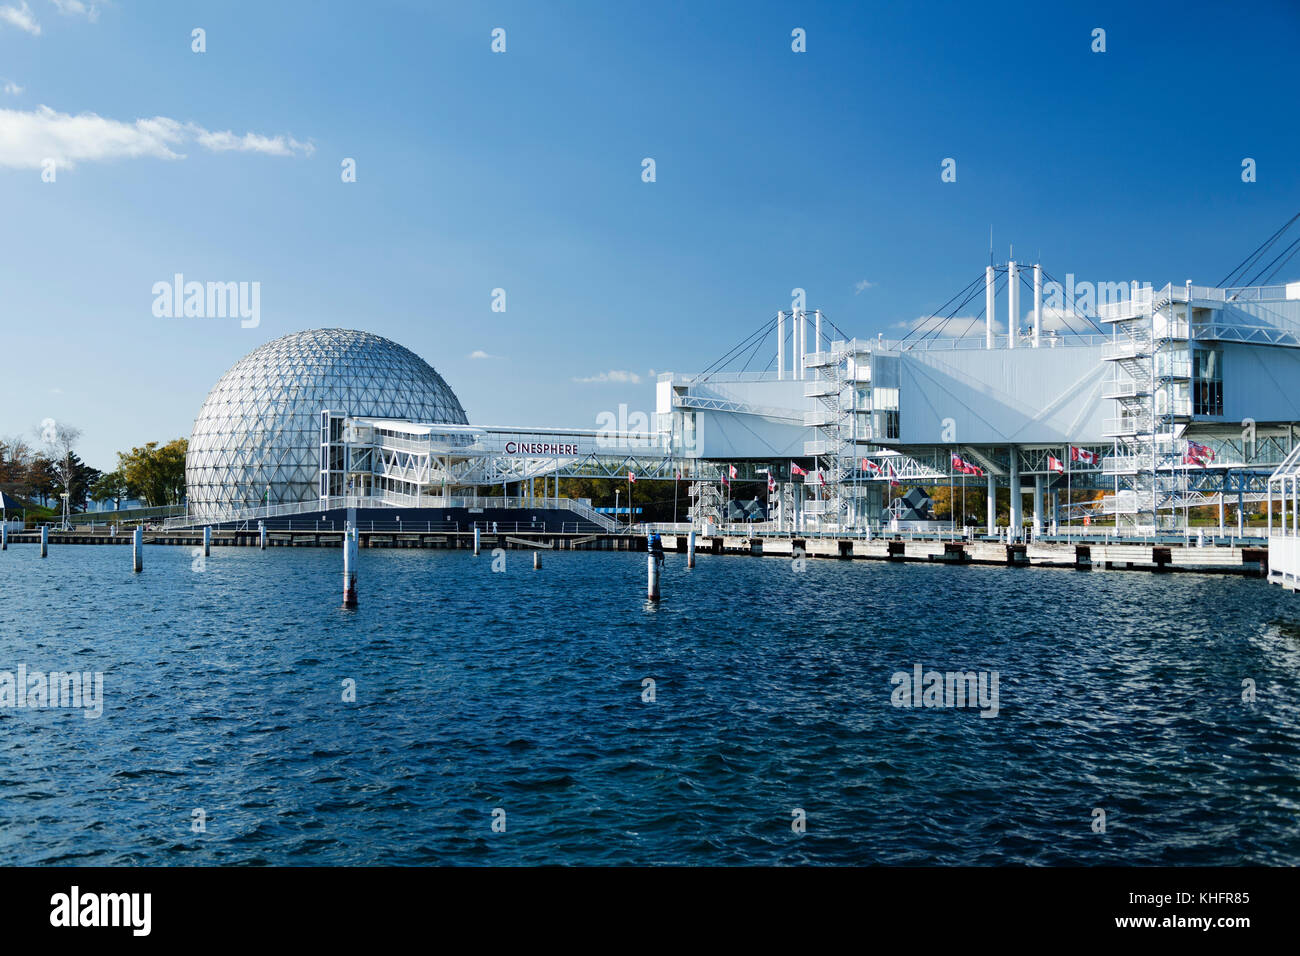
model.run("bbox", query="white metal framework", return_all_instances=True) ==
[1267,445,1300,590]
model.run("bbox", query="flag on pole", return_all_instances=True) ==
[767,473,776,493]
[818,470,826,486]
[1185,440,1215,465]
[721,471,729,486]
[628,471,636,483]
[1070,446,1099,466]
[888,462,900,488]
[791,462,807,477]
[950,453,984,477]
[729,464,738,479]
[1048,455,1065,474]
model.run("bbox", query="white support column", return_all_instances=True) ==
[987,472,996,535]
[1009,447,1022,539]
[985,266,996,350]
[1032,264,1042,348]
[1007,260,1019,349]
[1033,475,1043,536]
[789,310,796,380]
[814,309,822,357]
[777,311,785,381]
[798,310,808,380]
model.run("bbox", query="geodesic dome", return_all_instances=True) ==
[186,329,467,519]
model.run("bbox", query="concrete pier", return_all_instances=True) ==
[1,526,1271,578]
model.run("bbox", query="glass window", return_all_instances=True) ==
[1193,347,1223,416]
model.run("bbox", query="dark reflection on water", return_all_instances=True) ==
[2,544,1300,865]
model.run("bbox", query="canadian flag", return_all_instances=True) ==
[767,473,776,492]
[862,458,879,475]
[1070,446,1099,466]
[628,472,636,483]
[729,464,738,479]
[791,462,807,477]
[818,470,826,486]
[888,462,900,487]
[1048,455,1065,474]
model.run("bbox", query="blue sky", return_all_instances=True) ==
[2,0,1298,470]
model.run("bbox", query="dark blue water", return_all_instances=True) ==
[2,542,1300,865]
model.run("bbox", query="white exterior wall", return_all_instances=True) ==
[896,345,1111,445]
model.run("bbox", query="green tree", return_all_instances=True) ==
[89,469,130,510]
[119,438,188,505]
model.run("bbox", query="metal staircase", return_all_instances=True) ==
[689,480,723,528]
[801,340,875,530]
[1099,284,1194,530]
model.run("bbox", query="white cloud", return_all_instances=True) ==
[1037,306,1086,332]
[854,279,875,294]
[899,314,1005,337]
[0,105,314,170]
[0,2,41,35]
[572,370,642,384]
[49,0,100,20]
[467,349,499,360]
[2,80,22,95]
[195,128,314,158]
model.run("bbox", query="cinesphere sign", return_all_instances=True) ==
[503,441,580,455]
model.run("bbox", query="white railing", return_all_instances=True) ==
[165,494,618,531]
[1097,287,1155,320]
[1102,455,1143,474]
[804,380,840,398]
[896,334,1108,352]
[1103,380,1143,400]
[1102,417,1146,437]
[1101,340,1143,361]
[1225,284,1292,302]
[803,410,838,427]
[1269,535,1300,590]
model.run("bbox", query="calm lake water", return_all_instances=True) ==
[2,542,1299,865]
